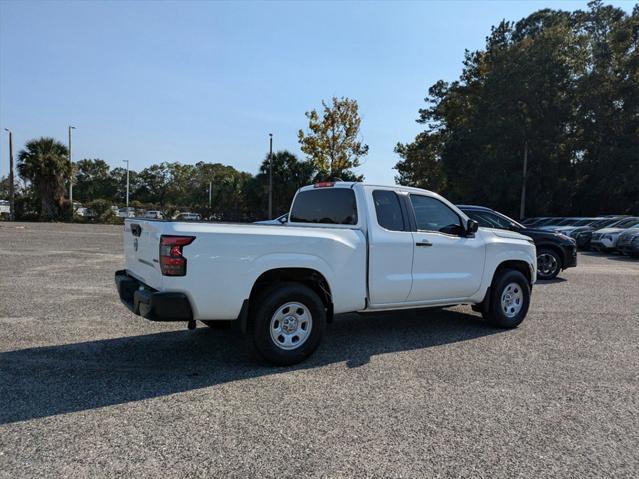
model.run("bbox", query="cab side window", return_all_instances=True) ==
[373,190,405,231]
[410,195,463,235]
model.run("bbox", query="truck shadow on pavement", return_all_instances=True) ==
[1,309,502,424]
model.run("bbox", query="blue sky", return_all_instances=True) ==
[0,0,634,184]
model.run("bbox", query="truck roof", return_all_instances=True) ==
[298,181,438,196]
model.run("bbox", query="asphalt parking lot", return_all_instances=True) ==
[1,222,638,478]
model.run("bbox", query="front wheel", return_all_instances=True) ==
[482,269,531,328]
[537,248,561,280]
[250,282,326,366]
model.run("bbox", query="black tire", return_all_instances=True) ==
[201,320,233,330]
[482,269,531,328]
[250,282,326,366]
[536,248,562,280]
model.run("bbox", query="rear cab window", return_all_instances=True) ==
[290,187,358,225]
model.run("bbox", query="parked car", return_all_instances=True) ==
[0,199,10,218]
[144,210,164,220]
[548,217,602,234]
[76,207,96,218]
[255,213,288,225]
[116,182,537,365]
[534,217,587,231]
[459,205,577,280]
[521,217,547,226]
[174,212,201,221]
[591,217,639,252]
[570,217,628,250]
[529,217,567,227]
[616,228,639,257]
[118,207,136,218]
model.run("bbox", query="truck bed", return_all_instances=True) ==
[123,219,368,320]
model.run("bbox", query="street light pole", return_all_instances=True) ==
[268,133,273,219]
[123,160,130,209]
[68,126,76,214]
[4,128,15,221]
[519,140,528,220]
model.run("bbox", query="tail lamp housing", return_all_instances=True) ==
[159,235,195,276]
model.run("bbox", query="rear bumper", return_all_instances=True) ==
[115,270,192,321]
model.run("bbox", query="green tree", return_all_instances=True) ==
[395,2,638,217]
[0,175,11,199]
[298,96,368,181]
[109,166,140,206]
[17,137,71,219]
[248,150,315,218]
[74,159,116,202]
[136,162,175,207]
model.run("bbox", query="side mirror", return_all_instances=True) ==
[278,214,288,224]
[466,219,479,235]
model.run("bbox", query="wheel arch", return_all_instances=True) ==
[248,267,333,320]
[536,242,566,267]
[493,259,534,286]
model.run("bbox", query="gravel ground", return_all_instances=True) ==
[1,222,638,478]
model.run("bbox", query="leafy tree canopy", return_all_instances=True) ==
[298,96,368,181]
[17,137,71,219]
[395,1,638,217]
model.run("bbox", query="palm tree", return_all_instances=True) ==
[17,137,71,220]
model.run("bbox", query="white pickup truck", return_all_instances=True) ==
[116,182,536,365]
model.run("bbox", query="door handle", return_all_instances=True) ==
[415,240,432,247]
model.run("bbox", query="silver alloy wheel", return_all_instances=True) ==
[269,302,313,351]
[500,282,524,318]
[537,252,558,277]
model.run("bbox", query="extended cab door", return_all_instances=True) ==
[406,194,484,302]
[367,189,414,304]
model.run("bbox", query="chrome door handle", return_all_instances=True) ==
[415,240,432,247]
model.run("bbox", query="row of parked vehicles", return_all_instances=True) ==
[521,215,639,257]
[117,207,202,221]
[261,206,639,279]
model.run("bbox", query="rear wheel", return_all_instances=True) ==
[482,269,530,328]
[537,248,561,280]
[250,282,326,366]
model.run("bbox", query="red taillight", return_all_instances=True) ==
[314,181,335,188]
[159,235,195,276]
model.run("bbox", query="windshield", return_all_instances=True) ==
[572,218,597,226]
[554,218,577,226]
[615,218,639,228]
[590,218,617,229]
[535,218,555,226]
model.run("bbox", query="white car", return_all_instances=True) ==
[591,217,639,252]
[118,207,136,218]
[174,212,201,221]
[116,182,537,365]
[144,210,164,220]
[0,199,10,217]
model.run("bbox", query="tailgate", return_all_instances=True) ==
[123,219,164,289]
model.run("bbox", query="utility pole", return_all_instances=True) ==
[209,181,212,208]
[268,133,273,219]
[123,160,130,209]
[519,140,528,220]
[3,128,15,221]
[68,126,76,214]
